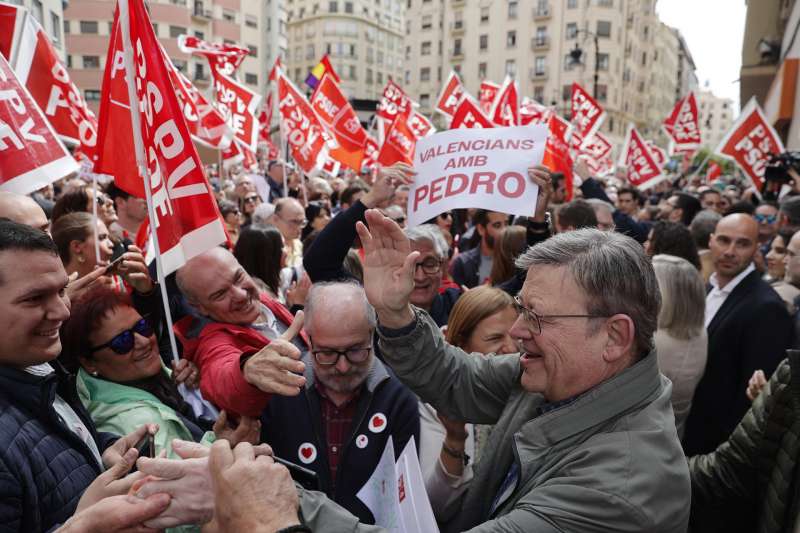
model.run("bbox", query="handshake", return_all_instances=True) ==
[60,439,302,533]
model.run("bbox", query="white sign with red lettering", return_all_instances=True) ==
[409,126,546,227]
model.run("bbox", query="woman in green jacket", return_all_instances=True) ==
[60,286,259,459]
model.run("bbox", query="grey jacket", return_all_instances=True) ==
[298,310,691,532]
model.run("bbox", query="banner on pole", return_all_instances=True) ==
[619,124,666,189]
[409,126,546,227]
[435,71,465,118]
[664,92,702,151]
[451,95,494,129]
[714,97,784,191]
[214,72,261,153]
[377,116,416,167]
[570,83,605,149]
[478,81,500,115]
[310,73,367,171]
[377,80,413,126]
[177,34,248,78]
[489,76,520,127]
[277,70,332,175]
[0,52,78,193]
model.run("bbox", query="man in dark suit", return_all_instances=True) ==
[684,213,792,456]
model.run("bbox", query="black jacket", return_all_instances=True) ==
[261,356,419,524]
[304,200,460,326]
[0,363,118,532]
[684,270,793,456]
[579,177,651,243]
[449,246,482,288]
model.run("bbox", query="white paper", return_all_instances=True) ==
[356,436,401,533]
[397,437,440,533]
[408,125,547,227]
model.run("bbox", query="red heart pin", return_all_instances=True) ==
[372,415,384,427]
[301,446,313,458]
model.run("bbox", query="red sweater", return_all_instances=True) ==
[173,294,308,417]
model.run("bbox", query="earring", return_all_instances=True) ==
[91,371,99,377]
[77,255,85,264]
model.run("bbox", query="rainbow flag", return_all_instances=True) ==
[305,54,341,89]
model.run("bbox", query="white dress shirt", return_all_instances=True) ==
[705,263,755,328]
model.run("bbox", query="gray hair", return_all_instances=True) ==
[585,198,614,214]
[652,254,706,340]
[690,209,721,250]
[252,203,276,226]
[304,280,377,333]
[515,228,661,357]
[404,224,448,260]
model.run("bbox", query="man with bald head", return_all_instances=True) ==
[173,247,308,417]
[684,213,792,456]
[0,191,50,233]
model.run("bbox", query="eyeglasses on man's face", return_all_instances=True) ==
[754,213,777,225]
[312,346,372,365]
[278,214,308,228]
[512,295,608,335]
[414,257,443,275]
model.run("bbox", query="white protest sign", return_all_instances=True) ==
[409,126,547,227]
[356,437,439,533]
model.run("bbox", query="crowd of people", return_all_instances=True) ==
[1,152,800,532]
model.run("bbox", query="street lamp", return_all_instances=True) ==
[569,29,600,100]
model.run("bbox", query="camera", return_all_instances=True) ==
[764,152,800,184]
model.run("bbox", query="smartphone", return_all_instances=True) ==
[104,256,125,275]
[135,433,155,459]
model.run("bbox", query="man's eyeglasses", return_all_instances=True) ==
[512,295,607,335]
[414,257,443,275]
[90,317,153,355]
[243,195,260,204]
[755,213,777,225]
[312,346,372,366]
[278,214,308,228]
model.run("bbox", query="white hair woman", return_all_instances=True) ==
[652,254,708,439]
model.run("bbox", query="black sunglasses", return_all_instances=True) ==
[89,317,154,355]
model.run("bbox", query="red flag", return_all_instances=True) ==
[666,91,702,150]
[0,2,24,60]
[580,132,612,162]
[542,113,574,201]
[277,70,332,174]
[520,97,548,125]
[451,95,494,129]
[490,76,520,126]
[663,96,684,137]
[362,135,379,171]
[214,72,261,153]
[377,116,416,166]
[268,56,282,83]
[162,47,232,150]
[706,161,722,182]
[0,51,78,193]
[222,140,244,169]
[570,83,605,149]
[0,5,99,160]
[715,97,784,190]
[94,12,140,196]
[646,141,668,169]
[119,0,226,274]
[435,71,465,118]
[619,125,665,189]
[376,79,412,125]
[407,111,435,138]
[478,81,500,115]
[258,92,273,142]
[319,55,341,84]
[310,73,367,171]
[177,34,249,78]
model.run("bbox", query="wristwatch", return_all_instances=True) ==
[442,442,471,466]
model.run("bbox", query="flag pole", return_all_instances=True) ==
[118,0,180,365]
[91,173,101,264]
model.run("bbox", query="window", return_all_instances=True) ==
[50,12,61,44]
[377,50,384,65]
[194,30,205,39]
[453,39,462,56]
[478,62,487,78]
[66,55,72,68]
[245,15,258,28]
[420,94,430,108]
[533,86,544,102]
[79,20,98,34]
[306,44,315,59]
[169,25,186,38]
[64,20,70,34]
[349,65,356,80]
[194,63,206,80]
[32,0,43,23]
[421,41,431,56]
[563,53,576,70]
[597,0,613,5]
[329,1,338,12]
[507,31,516,48]
[597,53,609,71]
[597,84,607,101]
[535,26,547,45]
[641,51,647,66]
[366,68,373,83]
[567,0,577,7]
[566,23,577,39]
[377,71,383,84]
[84,90,101,101]
[82,55,100,69]
[345,1,353,13]
[453,11,463,29]
[245,73,258,85]
[222,9,235,21]
[248,45,258,57]
[479,34,488,51]
[534,56,546,75]
[421,15,432,30]
[480,7,489,23]
[505,59,516,77]
[596,20,611,38]
[508,1,518,19]
[349,43,356,57]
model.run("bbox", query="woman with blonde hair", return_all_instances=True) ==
[422,286,518,524]
[489,225,528,286]
[652,254,708,440]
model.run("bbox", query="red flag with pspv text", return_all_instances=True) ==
[619,124,665,189]
[277,70,332,174]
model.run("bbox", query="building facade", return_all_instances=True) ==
[696,88,734,149]
[63,0,284,111]
[10,0,67,56]
[404,0,693,148]
[284,0,405,100]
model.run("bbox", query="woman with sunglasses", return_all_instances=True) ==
[239,191,262,227]
[59,286,260,460]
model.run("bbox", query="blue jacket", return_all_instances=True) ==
[0,363,118,532]
[261,356,419,524]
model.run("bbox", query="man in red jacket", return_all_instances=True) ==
[174,247,308,417]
